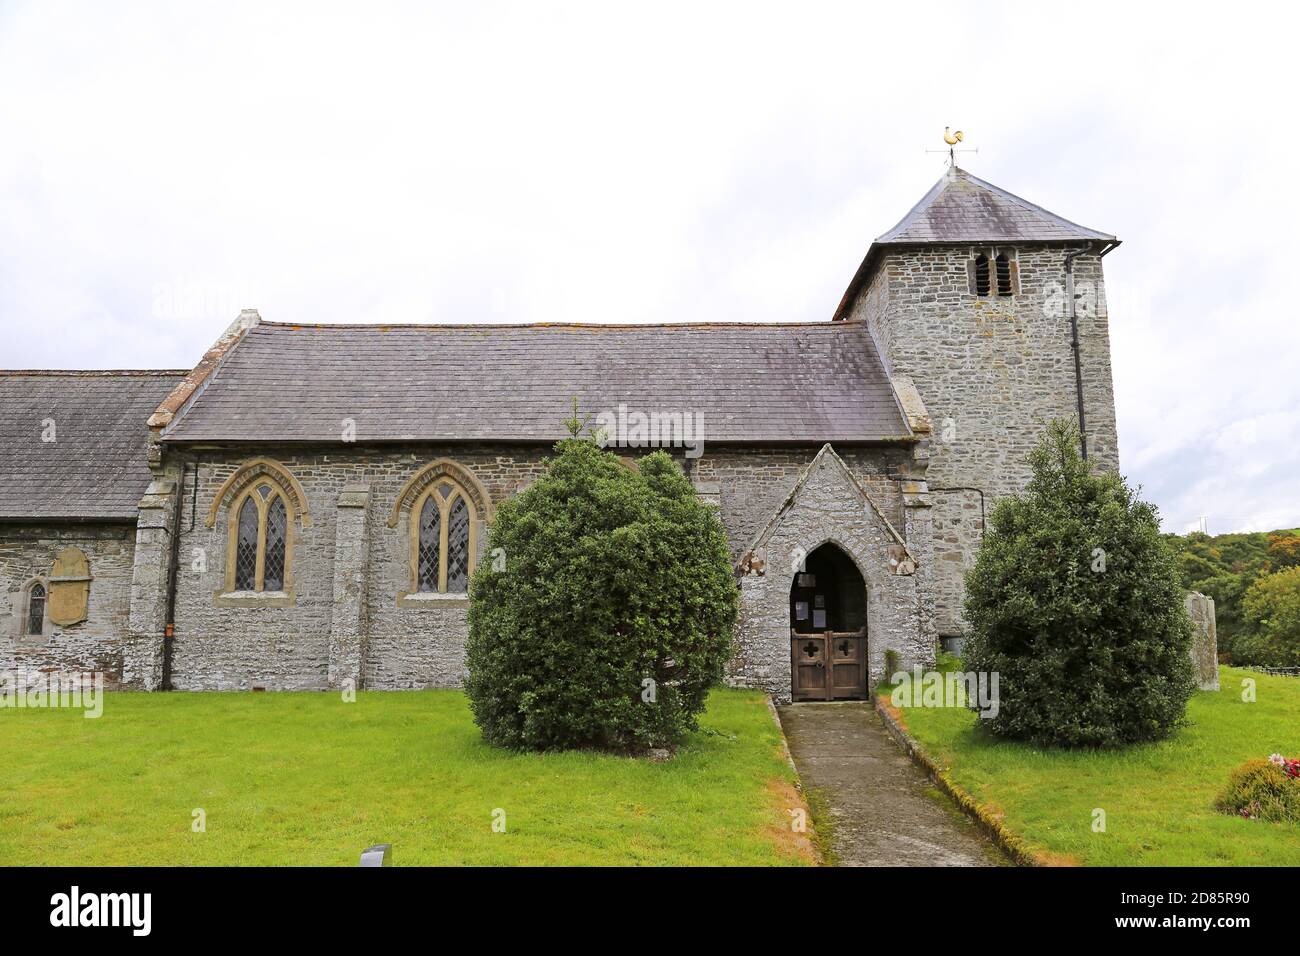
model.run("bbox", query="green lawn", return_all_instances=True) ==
[0,688,811,866]
[892,666,1300,866]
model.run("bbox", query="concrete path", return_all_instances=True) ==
[777,702,1006,867]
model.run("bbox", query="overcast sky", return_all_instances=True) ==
[2,1,1296,535]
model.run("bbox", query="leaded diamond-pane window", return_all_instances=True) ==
[406,471,481,598]
[235,496,259,590]
[264,497,287,591]
[447,496,470,592]
[27,583,45,635]
[223,468,299,598]
[418,496,441,592]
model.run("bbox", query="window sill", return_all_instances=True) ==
[396,591,469,609]
[213,589,296,609]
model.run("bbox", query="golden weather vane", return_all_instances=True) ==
[926,126,978,167]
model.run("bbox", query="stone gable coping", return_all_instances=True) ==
[149,308,261,432]
[888,374,931,436]
[735,442,915,574]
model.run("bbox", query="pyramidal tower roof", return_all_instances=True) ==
[876,166,1115,244]
[833,166,1117,319]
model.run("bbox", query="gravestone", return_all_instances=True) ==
[1184,591,1219,691]
[358,843,392,867]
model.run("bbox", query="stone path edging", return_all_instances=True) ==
[766,697,826,865]
[766,697,801,776]
[872,695,1046,867]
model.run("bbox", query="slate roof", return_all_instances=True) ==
[833,166,1118,321]
[876,166,1115,245]
[0,370,186,520]
[161,321,910,444]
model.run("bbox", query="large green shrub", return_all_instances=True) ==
[961,421,1196,747]
[1215,759,1300,823]
[465,437,738,752]
[1238,567,1300,667]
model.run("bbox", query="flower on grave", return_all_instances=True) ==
[1265,753,1300,779]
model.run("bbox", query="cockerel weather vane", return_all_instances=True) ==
[926,126,978,167]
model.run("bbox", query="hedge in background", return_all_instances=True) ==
[465,438,738,752]
[962,421,1196,747]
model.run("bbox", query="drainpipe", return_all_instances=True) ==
[1064,245,1091,461]
[160,459,186,691]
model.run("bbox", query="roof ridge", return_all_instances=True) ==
[0,369,188,377]
[254,319,865,331]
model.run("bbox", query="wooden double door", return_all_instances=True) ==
[791,631,867,701]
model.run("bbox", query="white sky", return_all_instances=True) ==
[2,1,1297,535]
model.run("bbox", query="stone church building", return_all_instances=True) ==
[0,167,1120,702]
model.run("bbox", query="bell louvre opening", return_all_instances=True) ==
[996,252,1013,296]
[973,253,990,296]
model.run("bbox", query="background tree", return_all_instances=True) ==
[465,437,738,752]
[1164,527,1300,661]
[1267,532,1300,571]
[1238,567,1300,666]
[962,420,1196,747]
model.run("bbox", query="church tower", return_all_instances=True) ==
[834,165,1121,642]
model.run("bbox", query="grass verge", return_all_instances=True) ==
[0,687,810,866]
[891,666,1300,866]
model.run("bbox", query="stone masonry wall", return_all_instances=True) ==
[735,449,933,702]
[168,444,543,690]
[162,440,918,693]
[847,243,1120,635]
[0,522,137,686]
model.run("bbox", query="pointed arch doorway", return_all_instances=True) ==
[790,543,868,701]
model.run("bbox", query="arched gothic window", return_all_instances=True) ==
[26,581,46,636]
[411,479,476,594]
[227,478,295,593]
